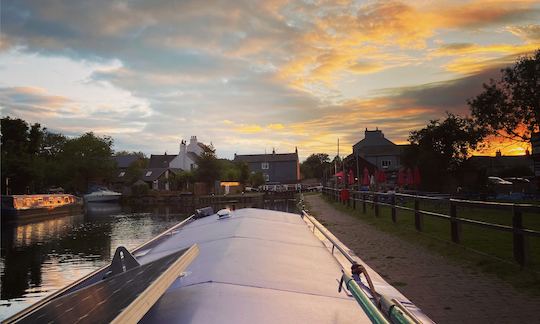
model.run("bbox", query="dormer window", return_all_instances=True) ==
[145,171,153,177]
[119,171,125,177]
[261,162,269,169]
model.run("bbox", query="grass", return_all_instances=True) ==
[311,193,540,296]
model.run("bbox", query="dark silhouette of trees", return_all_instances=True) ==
[468,49,540,142]
[301,153,330,179]
[195,144,221,187]
[403,113,487,191]
[1,117,116,194]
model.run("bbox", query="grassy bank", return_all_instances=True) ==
[308,193,540,295]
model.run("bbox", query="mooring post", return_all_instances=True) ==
[450,201,460,243]
[374,194,379,217]
[512,205,528,267]
[414,198,422,231]
[391,194,396,223]
[362,193,366,214]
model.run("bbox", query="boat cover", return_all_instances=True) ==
[138,208,372,323]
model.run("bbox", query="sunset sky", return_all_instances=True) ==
[1,0,539,160]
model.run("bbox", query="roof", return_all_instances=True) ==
[141,168,168,182]
[113,155,139,168]
[356,145,403,156]
[469,155,533,168]
[234,152,298,163]
[138,208,369,323]
[187,152,199,162]
[148,154,177,168]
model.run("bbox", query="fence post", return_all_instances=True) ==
[374,194,379,217]
[362,193,366,214]
[450,201,460,243]
[352,191,356,209]
[414,198,422,231]
[347,190,350,208]
[391,194,396,223]
[512,205,528,266]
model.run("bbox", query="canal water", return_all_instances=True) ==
[0,201,297,320]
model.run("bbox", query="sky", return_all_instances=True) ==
[1,0,539,160]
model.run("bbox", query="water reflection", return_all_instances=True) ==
[0,201,297,319]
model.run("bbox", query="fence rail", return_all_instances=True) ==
[322,187,540,266]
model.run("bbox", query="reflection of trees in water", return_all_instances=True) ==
[0,213,112,300]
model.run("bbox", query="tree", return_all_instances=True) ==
[249,171,265,187]
[300,153,330,179]
[236,161,250,185]
[403,113,487,191]
[60,132,116,192]
[1,117,44,193]
[468,49,540,142]
[125,158,148,185]
[195,144,221,187]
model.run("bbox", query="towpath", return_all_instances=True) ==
[304,194,540,324]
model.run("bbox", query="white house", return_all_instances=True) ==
[169,136,206,171]
[143,136,207,190]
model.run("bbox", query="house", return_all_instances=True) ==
[234,148,300,184]
[111,155,143,190]
[469,151,534,176]
[142,136,207,190]
[352,128,408,172]
[141,168,181,191]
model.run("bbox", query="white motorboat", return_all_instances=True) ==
[84,189,122,203]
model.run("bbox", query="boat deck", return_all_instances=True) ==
[137,208,371,323]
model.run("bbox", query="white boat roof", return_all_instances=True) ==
[137,208,372,323]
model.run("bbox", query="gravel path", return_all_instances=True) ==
[304,194,540,324]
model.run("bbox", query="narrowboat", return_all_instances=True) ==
[4,206,434,323]
[1,194,82,222]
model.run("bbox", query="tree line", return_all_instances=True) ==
[301,49,539,191]
[1,117,116,194]
[0,118,263,195]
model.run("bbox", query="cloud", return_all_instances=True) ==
[2,0,539,160]
[507,24,540,42]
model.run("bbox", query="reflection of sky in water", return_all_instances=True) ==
[0,204,188,320]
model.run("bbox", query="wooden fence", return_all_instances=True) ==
[322,187,540,267]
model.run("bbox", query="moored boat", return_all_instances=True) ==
[83,189,122,203]
[1,194,82,222]
[4,206,434,323]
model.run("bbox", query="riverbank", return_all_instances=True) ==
[304,193,540,324]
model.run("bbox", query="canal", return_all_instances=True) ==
[0,201,298,320]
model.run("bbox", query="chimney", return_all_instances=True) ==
[496,150,502,157]
[272,148,275,155]
[295,146,298,154]
[190,136,197,145]
[180,140,187,155]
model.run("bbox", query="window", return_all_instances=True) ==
[381,160,391,167]
[261,162,269,169]
[263,173,270,181]
[119,171,126,177]
[145,171,153,177]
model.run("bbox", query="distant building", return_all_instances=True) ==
[352,128,407,171]
[143,136,207,190]
[469,151,534,176]
[234,148,300,184]
[111,155,143,190]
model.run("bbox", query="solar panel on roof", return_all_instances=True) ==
[14,245,199,324]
